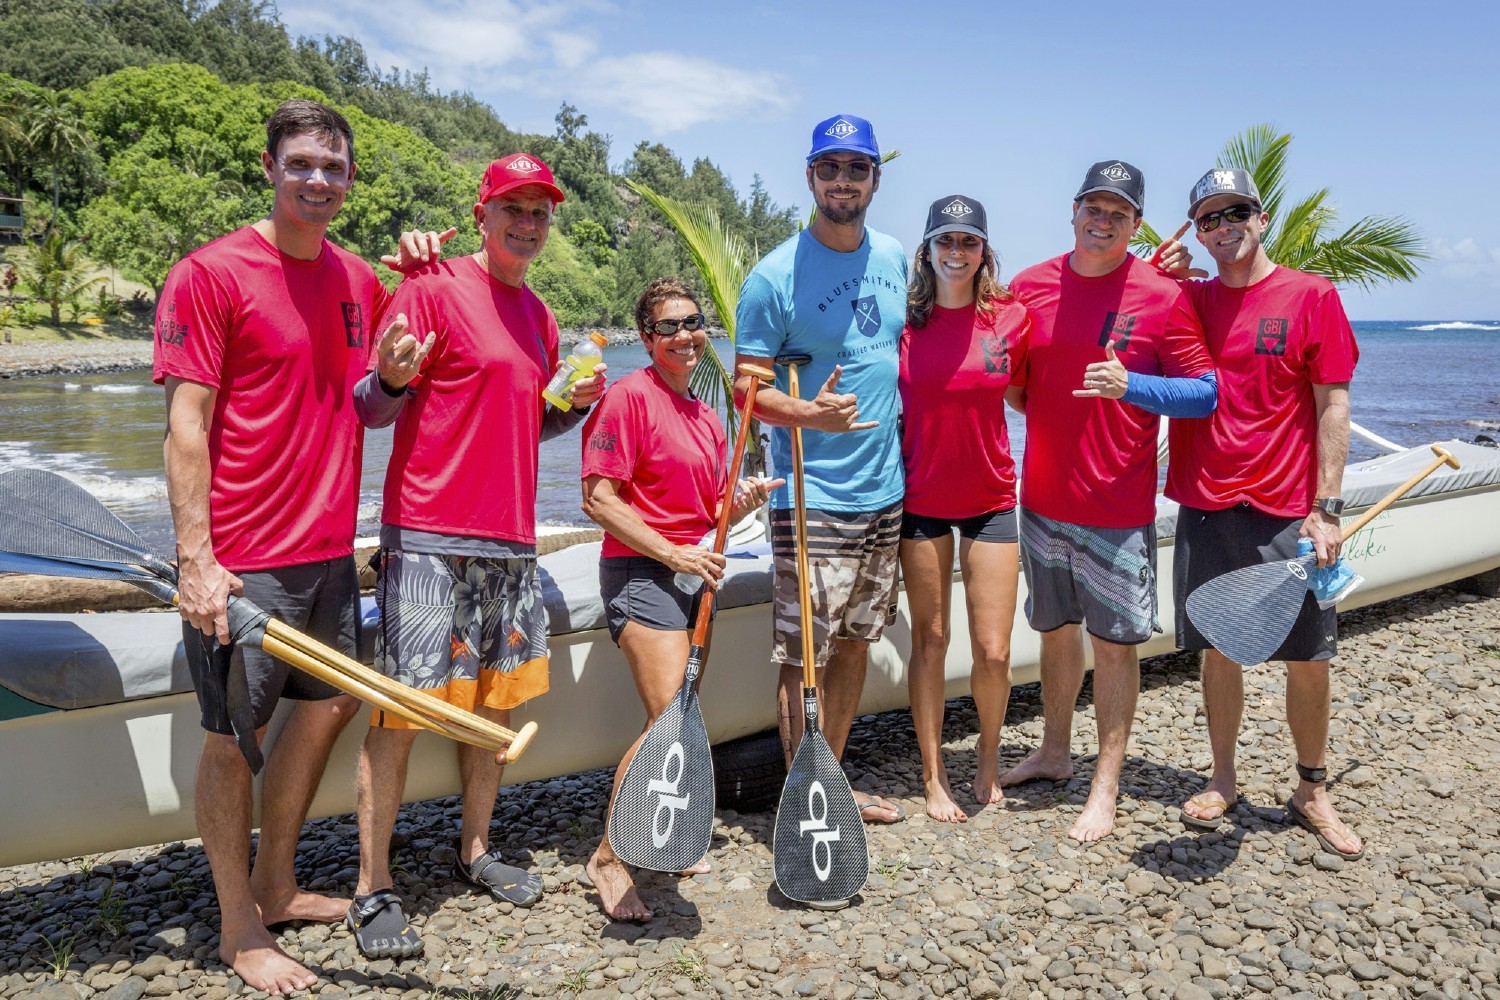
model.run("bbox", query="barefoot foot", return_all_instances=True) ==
[973,748,1004,805]
[922,776,969,823]
[998,750,1073,789]
[220,926,317,996]
[586,852,652,922]
[256,886,351,926]
[1067,788,1118,843]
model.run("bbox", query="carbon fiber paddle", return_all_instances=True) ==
[607,363,774,872]
[770,354,868,908]
[1187,444,1460,665]
[0,468,537,764]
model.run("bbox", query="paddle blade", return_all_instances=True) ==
[0,469,172,578]
[1186,554,1316,666]
[772,724,868,906]
[0,549,158,583]
[607,680,716,873]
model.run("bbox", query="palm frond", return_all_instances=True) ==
[626,178,752,437]
[1130,219,1164,257]
[1266,188,1335,270]
[1217,124,1290,219]
[1296,215,1428,290]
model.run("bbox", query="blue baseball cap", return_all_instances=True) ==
[807,114,880,163]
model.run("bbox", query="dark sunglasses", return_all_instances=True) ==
[811,159,875,182]
[1195,203,1260,233]
[646,313,706,336]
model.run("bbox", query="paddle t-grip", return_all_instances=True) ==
[1340,444,1461,539]
[499,720,539,764]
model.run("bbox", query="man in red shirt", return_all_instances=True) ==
[1001,161,1217,843]
[1168,168,1363,860]
[156,99,428,995]
[347,154,605,957]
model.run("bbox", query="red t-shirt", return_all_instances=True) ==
[899,298,1030,519]
[380,256,559,544]
[1166,267,1359,516]
[1010,253,1213,528]
[580,366,729,560]
[152,225,388,572]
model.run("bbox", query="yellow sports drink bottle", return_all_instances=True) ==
[541,330,609,411]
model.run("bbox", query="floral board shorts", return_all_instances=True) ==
[371,549,550,728]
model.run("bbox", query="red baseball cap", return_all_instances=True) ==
[477,153,565,206]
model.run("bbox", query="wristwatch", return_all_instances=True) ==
[1314,497,1346,516]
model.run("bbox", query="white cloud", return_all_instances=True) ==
[573,54,793,133]
[1431,237,1500,284]
[278,1,794,133]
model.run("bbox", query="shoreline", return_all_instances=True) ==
[0,328,728,380]
[2,583,1498,998]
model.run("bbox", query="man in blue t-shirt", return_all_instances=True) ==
[733,113,907,826]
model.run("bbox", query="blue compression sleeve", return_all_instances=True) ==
[1121,371,1218,418]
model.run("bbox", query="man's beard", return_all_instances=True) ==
[817,200,864,226]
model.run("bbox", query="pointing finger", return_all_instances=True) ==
[1147,221,1192,267]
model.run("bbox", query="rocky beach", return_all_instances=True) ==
[1,584,1497,999]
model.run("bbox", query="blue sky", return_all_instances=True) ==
[278,1,1499,321]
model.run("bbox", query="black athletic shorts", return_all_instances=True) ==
[600,555,713,645]
[1174,504,1336,662]
[900,506,1019,544]
[183,556,359,734]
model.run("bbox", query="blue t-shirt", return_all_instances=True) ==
[735,227,907,512]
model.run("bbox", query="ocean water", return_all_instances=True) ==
[0,322,1495,555]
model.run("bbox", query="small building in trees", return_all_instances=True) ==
[0,195,21,242]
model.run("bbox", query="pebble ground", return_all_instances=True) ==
[3,585,1498,1000]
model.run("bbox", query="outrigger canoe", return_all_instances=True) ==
[1,438,1498,869]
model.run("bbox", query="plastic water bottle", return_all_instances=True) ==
[542,331,609,411]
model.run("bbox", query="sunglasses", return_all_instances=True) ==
[811,159,875,182]
[646,313,706,336]
[1195,203,1260,233]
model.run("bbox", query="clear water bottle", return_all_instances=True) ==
[541,330,609,410]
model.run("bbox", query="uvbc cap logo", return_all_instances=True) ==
[1100,162,1132,182]
[941,199,972,219]
[824,118,859,139]
[510,155,542,174]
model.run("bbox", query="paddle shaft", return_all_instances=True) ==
[688,363,773,645]
[785,362,819,694]
[1338,444,1460,540]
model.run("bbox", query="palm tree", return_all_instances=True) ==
[0,91,27,193]
[13,231,105,325]
[1132,124,1426,290]
[25,90,92,230]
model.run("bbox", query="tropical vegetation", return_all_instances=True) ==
[1132,124,1427,289]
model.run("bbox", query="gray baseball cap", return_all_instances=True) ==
[921,195,988,242]
[1188,168,1262,219]
[1075,160,1144,212]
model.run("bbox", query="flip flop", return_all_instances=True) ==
[856,796,905,825]
[346,890,423,959]
[1178,791,1235,831]
[1285,797,1365,861]
[457,847,544,906]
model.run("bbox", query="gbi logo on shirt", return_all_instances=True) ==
[798,780,842,881]
[1098,311,1136,350]
[341,302,365,348]
[1256,318,1288,356]
[982,335,1009,374]
[647,742,691,849]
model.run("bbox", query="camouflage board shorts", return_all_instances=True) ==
[769,500,901,668]
[371,549,550,727]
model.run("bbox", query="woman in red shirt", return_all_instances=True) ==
[579,278,779,920]
[899,196,1031,822]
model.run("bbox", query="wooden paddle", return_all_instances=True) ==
[1186,444,1461,666]
[770,354,869,908]
[606,363,774,872]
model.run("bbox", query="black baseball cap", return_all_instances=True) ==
[921,195,988,242]
[1187,167,1263,219]
[1074,160,1144,213]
